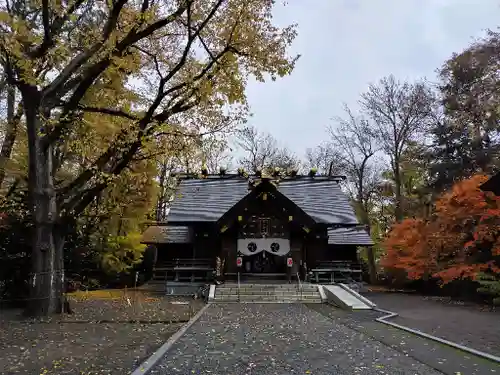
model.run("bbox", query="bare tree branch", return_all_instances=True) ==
[359,75,434,221]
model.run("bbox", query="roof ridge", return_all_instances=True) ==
[174,173,346,182]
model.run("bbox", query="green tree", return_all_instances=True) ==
[428,30,500,190]
[381,141,432,219]
[0,0,298,315]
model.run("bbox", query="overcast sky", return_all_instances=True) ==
[242,0,500,160]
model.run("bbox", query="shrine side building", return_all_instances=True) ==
[141,173,373,283]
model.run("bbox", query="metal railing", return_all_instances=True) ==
[237,271,240,302]
[165,269,168,294]
[296,271,302,300]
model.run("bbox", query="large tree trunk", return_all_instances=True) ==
[0,84,18,187]
[23,88,63,316]
[156,160,168,221]
[393,160,403,222]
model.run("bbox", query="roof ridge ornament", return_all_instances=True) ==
[237,167,249,178]
[272,167,281,178]
[201,164,208,178]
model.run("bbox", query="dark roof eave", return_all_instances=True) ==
[480,172,500,195]
[329,242,374,246]
[325,222,359,228]
[140,241,193,245]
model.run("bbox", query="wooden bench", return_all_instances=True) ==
[154,258,215,283]
[309,260,362,284]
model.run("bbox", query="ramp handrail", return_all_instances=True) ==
[296,271,302,300]
[237,271,240,302]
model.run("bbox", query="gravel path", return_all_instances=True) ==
[150,304,444,375]
[363,292,500,357]
[309,304,500,375]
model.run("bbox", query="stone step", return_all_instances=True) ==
[216,290,319,296]
[213,298,323,303]
[214,294,321,299]
[214,295,322,301]
[215,301,323,304]
[212,283,322,304]
[222,284,317,289]
[217,287,318,292]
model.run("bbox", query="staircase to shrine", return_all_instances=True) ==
[211,283,323,303]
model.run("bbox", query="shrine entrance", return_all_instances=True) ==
[243,252,287,274]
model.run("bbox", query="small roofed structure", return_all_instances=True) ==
[141,226,192,244]
[306,226,373,284]
[327,226,374,246]
[480,172,500,196]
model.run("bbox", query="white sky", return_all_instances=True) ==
[242,0,500,160]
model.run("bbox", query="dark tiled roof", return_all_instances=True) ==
[168,178,249,222]
[141,226,192,244]
[279,179,357,224]
[480,172,500,195]
[327,226,373,245]
[168,175,358,225]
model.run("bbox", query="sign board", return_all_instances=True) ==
[287,257,293,268]
[236,257,243,267]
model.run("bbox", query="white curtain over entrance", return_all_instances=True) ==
[237,238,290,256]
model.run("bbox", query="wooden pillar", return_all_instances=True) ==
[222,236,237,275]
[290,237,302,279]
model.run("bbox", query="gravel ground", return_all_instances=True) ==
[309,304,500,375]
[0,292,204,375]
[362,292,500,357]
[150,304,445,375]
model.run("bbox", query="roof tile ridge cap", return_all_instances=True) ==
[295,178,341,184]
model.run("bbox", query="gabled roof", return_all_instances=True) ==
[141,226,192,244]
[216,178,317,230]
[168,177,249,222]
[327,226,373,246]
[279,179,357,224]
[167,175,358,225]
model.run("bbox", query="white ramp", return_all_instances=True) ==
[321,284,375,310]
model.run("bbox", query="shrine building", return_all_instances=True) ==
[141,169,373,288]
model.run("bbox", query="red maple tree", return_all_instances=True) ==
[382,174,500,284]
